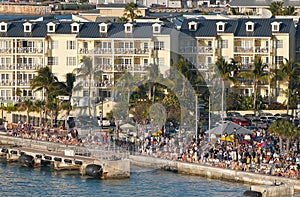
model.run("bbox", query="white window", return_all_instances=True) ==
[143,58,149,65]
[241,56,253,65]
[124,23,133,33]
[0,22,7,32]
[48,57,58,65]
[99,23,107,33]
[246,21,254,32]
[48,40,58,49]
[47,23,55,33]
[153,23,161,33]
[206,56,213,64]
[96,57,111,65]
[119,42,133,49]
[23,22,32,33]
[67,57,76,66]
[158,57,165,66]
[275,56,283,64]
[143,42,149,49]
[275,40,283,48]
[154,41,164,50]
[120,58,132,65]
[218,40,228,48]
[71,23,79,33]
[0,40,10,48]
[271,22,281,32]
[188,21,197,31]
[67,40,76,50]
[97,42,111,49]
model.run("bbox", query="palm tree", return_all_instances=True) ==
[269,120,288,152]
[283,6,297,16]
[17,98,33,123]
[123,2,141,22]
[34,100,45,127]
[215,58,237,118]
[280,58,299,114]
[239,57,269,114]
[73,57,102,117]
[269,1,284,16]
[30,66,58,119]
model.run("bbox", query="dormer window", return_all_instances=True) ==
[47,22,56,33]
[0,22,7,32]
[246,21,254,32]
[152,23,161,33]
[271,22,281,32]
[124,23,133,33]
[188,21,197,31]
[23,22,32,33]
[216,21,226,32]
[99,23,108,33]
[71,23,79,33]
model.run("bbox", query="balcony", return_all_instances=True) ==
[0,80,13,86]
[17,64,42,70]
[95,64,113,72]
[240,64,253,70]
[254,47,269,53]
[0,48,13,54]
[17,81,31,86]
[16,47,43,54]
[0,64,14,70]
[179,46,197,53]
[198,46,213,53]
[114,64,149,72]
[195,63,211,70]
[114,48,150,55]
[234,47,253,53]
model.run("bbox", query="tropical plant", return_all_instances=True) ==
[30,66,58,120]
[17,98,33,123]
[269,120,288,151]
[214,58,237,118]
[269,2,284,16]
[116,17,129,23]
[239,57,269,114]
[34,99,45,127]
[123,2,141,22]
[280,58,299,114]
[73,57,102,117]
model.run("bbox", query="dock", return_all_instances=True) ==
[0,134,130,179]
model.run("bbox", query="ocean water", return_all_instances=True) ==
[0,158,250,197]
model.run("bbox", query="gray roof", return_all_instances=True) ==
[229,0,300,8]
[179,18,294,37]
[0,20,175,39]
[95,16,119,23]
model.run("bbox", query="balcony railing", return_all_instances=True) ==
[195,63,212,70]
[0,64,14,70]
[234,47,253,53]
[114,48,150,55]
[95,64,113,72]
[16,47,43,54]
[254,47,268,53]
[198,46,213,53]
[114,64,149,72]
[17,64,42,70]
[0,80,13,86]
[0,48,13,54]
[17,81,31,86]
[179,46,197,53]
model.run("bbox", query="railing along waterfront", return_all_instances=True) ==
[1,135,129,161]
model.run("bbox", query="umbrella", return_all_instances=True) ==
[219,136,234,143]
[120,123,136,130]
[206,121,254,136]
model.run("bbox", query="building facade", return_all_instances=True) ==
[0,16,297,115]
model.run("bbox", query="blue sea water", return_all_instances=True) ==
[0,158,250,197]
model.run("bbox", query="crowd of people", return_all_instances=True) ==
[3,119,300,180]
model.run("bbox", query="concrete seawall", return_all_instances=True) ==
[130,155,300,192]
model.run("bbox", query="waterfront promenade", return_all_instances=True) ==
[1,122,300,194]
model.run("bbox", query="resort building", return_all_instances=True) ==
[0,16,297,117]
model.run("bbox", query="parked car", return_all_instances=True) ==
[243,114,255,121]
[232,117,250,127]
[251,118,268,129]
[227,112,242,118]
[260,116,277,123]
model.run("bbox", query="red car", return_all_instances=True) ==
[232,117,250,127]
